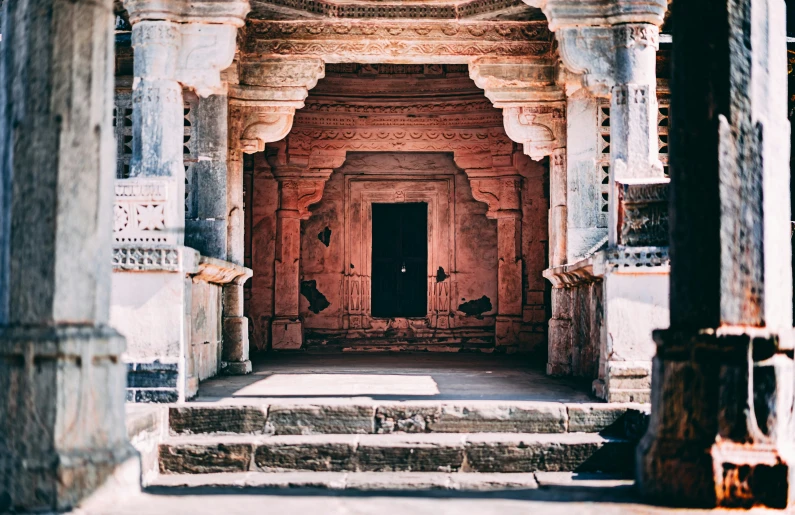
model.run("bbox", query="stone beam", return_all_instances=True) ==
[243,20,555,64]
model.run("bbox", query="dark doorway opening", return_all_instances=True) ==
[371,203,428,318]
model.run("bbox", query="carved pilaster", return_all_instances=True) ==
[464,171,523,347]
[271,172,331,350]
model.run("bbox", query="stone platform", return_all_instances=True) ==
[196,353,594,402]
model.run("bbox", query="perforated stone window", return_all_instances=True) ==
[113,92,133,179]
[598,100,611,227]
[658,98,670,177]
[114,90,197,218]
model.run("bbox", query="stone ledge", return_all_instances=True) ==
[193,256,252,286]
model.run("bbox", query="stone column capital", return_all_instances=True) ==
[124,0,249,96]
[468,59,566,160]
[555,24,659,97]
[229,59,326,152]
[124,0,250,26]
[539,0,668,31]
[467,176,523,220]
[273,173,330,221]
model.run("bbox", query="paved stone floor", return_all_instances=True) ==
[80,484,778,514]
[195,353,594,403]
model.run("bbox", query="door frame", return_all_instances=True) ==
[343,175,456,333]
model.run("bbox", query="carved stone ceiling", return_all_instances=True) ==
[247,0,546,21]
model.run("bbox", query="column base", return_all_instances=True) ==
[0,324,134,512]
[222,360,253,375]
[638,327,795,509]
[593,361,652,403]
[638,437,794,509]
[272,318,304,350]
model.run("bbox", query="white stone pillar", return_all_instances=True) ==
[121,0,248,377]
[0,0,133,510]
[538,0,669,400]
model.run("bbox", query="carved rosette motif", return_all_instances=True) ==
[114,179,177,244]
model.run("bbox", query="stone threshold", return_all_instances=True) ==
[148,471,633,492]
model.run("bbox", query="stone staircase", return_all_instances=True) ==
[148,401,649,491]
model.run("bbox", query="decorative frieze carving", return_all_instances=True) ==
[112,246,184,272]
[243,20,554,64]
[603,246,669,270]
[616,179,669,247]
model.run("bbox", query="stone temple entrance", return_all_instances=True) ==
[371,203,428,318]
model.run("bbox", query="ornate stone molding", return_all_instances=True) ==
[112,245,198,273]
[539,0,668,30]
[543,256,600,288]
[124,0,250,25]
[243,20,554,64]
[250,0,539,20]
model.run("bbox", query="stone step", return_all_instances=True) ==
[148,471,633,492]
[168,401,649,437]
[158,432,634,475]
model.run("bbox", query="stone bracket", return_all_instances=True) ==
[467,176,522,220]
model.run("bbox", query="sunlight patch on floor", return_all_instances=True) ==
[233,373,440,397]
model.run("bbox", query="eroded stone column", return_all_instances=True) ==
[271,174,328,350]
[468,175,524,346]
[637,0,794,508]
[0,0,133,510]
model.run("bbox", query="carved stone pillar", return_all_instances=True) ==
[466,173,524,347]
[638,0,794,508]
[0,0,134,510]
[224,58,324,363]
[543,0,668,243]
[186,93,229,258]
[272,173,330,350]
[120,0,249,378]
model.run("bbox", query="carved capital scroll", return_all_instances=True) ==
[468,59,565,159]
[275,175,330,220]
[468,176,523,220]
[125,1,248,97]
[230,59,326,152]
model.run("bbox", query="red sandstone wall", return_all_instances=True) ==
[246,150,550,354]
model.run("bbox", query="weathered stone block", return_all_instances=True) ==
[254,441,357,471]
[430,403,567,434]
[159,443,253,474]
[464,435,633,473]
[567,404,650,438]
[356,439,465,472]
[169,406,270,435]
[268,404,374,434]
[375,405,441,433]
